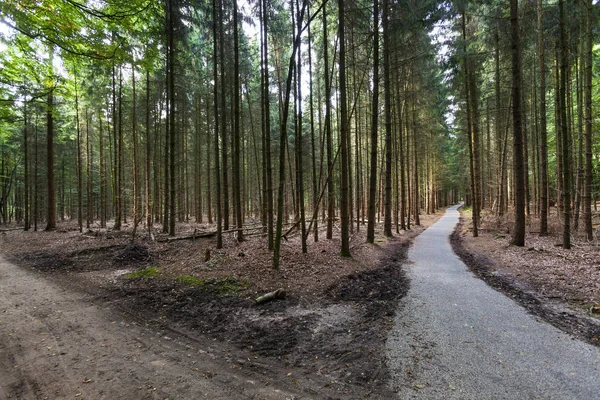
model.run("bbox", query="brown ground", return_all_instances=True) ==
[452,207,600,346]
[0,212,441,399]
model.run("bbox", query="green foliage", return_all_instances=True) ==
[175,275,251,294]
[125,266,160,279]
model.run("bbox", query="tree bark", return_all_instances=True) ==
[537,0,548,235]
[382,0,392,237]
[338,0,350,256]
[583,0,593,241]
[558,0,571,249]
[45,46,56,231]
[511,0,526,247]
[367,0,379,244]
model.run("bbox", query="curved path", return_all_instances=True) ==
[387,204,600,399]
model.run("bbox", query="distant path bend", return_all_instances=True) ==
[387,204,600,399]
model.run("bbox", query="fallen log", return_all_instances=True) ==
[255,288,286,305]
[282,219,302,241]
[0,227,23,232]
[157,230,216,242]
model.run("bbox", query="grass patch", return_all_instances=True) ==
[125,266,160,279]
[175,275,251,294]
[175,275,205,286]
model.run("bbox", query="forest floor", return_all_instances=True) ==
[0,211,441,399]
[452,207,600,347]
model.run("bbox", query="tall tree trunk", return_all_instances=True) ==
[295,0,307,253]
[23,99,29,230]
[132,65,139,238]
[583,0,593,241]
[462,10,478,237]
[213,0,223,248]
[559,0,571,249]
[382,0,392,237]
[219,0,229,232]
[308,8,318,242]
[366,0,379,244]
[233,0,243,241]
[273,0,307,268]
[86,107,93,228]
[537,0,548,235]
[262,0,274,249]
[75,71,83,232]
[45,46,56,231]
[323,2,334,240]
[168,0,176,236]
[511,0,526,246]
[146,70,153,233]
[338,0,350,256]
[115,66,123,230]
[99,108,106,228]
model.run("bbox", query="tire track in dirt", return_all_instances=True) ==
[0,255,310,399]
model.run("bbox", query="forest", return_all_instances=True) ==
[0,0,599,262]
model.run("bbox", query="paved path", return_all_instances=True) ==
[386,205,600,399]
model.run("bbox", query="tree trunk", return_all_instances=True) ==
[583,0,593,241]
[168,0,176,236]
[383,0,392,237]
[537,0,548,235]
[307,9,318,243]
[233,0,243,241]
[213,0,223,248]
[323,2,334,240]
[367,0,379,244]
[86,107,93,228]
[45,46,56,231]
[558,0,571,249]
[132,65,139,238]
[511,0,526,247]
[273,0,307,269]
[338,0,350,256]
[146,70,153,233]
[219,0,229,232]
[75,70,83,232]
[295,0,307,253]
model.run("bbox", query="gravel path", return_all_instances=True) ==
[386,205,600,399]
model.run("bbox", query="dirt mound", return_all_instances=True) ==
[330,240,410,319]
[113,243,150,264]
[21,251,74,271]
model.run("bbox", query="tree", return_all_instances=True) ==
[558,0,571,249]
[338,0,350,256]
[383,0,393,237]
[583,0,593,242]
[367,0,379,244]
[45,45,56,231]
[537,0,548,236]
[511,0,525,247]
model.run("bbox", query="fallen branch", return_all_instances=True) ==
[255,288,286,305]
[157,230,216,242]
[282,219,302,241]
[0,227,23,232]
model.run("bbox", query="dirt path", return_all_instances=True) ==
[386,205,600,399]
[0,255,310,399]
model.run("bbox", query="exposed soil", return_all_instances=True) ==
[0,213,441,399]
[451,209,600,347]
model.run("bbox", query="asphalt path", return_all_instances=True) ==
[386,204,600,399]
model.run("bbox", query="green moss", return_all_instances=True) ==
[175,275,251,294]
[125,266,160,279]
[175,275,205,286]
